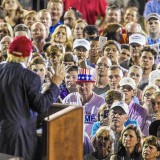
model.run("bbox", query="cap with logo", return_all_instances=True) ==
[129,33,146,45]
[110,101,129,115]
[119,77,136,90]
[73,38,90,51]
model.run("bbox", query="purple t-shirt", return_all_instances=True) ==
[63,92,105,135]
[128,100,148,135]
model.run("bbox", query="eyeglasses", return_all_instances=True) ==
[97,136,109,141]
[144,93,153,98]
[120,86,133,92]
[96,63,109,68]
[151,101,160,107]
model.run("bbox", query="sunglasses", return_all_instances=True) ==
[144,93,153,98]
[151,101,160,107]
[97,136,109,141]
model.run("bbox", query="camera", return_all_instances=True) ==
[103,110,109,119]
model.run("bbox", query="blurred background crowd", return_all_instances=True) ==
[0,0,160,159]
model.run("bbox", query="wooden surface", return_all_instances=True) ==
[44,106,84,160]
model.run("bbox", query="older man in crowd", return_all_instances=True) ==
[93,56,111,98]
[63,68,105,136]
[108,101,129,153]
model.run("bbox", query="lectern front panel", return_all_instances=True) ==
[44,106,83,160]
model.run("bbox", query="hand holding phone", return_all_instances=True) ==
[99,36,107,51]
[103,109,109,119]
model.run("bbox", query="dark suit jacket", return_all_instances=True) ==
[0,62,60,160]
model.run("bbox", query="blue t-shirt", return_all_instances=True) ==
[49,22,63,34]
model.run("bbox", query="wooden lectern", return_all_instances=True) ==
[41,105,83,160]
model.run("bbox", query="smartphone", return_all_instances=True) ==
[99,36,108,51]
[103,110,109,119]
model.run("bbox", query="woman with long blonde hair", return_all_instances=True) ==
[1,0,27,27]
[51,24,73,52]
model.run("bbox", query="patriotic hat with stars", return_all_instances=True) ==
[76,68,95,83]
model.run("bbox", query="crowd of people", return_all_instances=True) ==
[0,0,160,160]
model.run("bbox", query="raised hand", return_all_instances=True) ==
[51,62,65,86]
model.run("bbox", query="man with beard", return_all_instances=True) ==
[93,56,111,98]
[0,36,12,62]
[139,46,157,90]
[119,77,148,136]
[47,0,63,34]
[120,33,146,70]
[99,4,121,34]
[31,22,46,56]
[105,4,121,24]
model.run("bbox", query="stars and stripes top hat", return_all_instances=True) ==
[76,68,95,83]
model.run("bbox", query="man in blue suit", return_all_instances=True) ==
[0,36,65,160]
